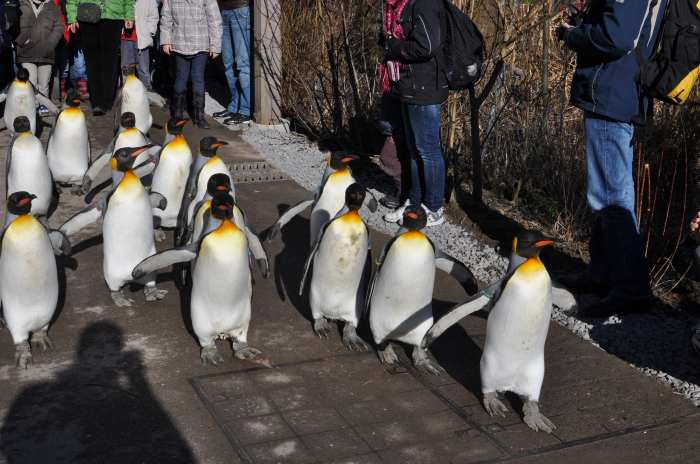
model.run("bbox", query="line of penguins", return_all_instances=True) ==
[0,68,558,433]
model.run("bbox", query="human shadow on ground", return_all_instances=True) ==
[0,322,196,464]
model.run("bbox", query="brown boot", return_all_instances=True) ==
[77,79,89,100]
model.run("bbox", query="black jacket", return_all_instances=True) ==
[386,0,448,106]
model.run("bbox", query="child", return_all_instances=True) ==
[120,0,158,90]
[15,0,63,103]
[160,0,222,129]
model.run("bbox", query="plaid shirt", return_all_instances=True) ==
[159,0,222,55]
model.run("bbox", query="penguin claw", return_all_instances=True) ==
[342,325,370,352]
[313,318,332,339]
[154,229,167,242]
[523,401,556,433]
[415,359,445,376]
[201,346,224,365]
[234,346,262,360]
[31,331,53,351]
[144,287,168,302]
[483,393,509,418]
[15,342,32,369]
[378,344,400,366]
[111,291,135,307]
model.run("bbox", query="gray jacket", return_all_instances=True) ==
[159,0,222,55]
[15,0,63,64]
[135,0,159,50]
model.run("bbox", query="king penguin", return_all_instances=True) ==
[132,192,263,365]
[267,152,377,246]
[150,125,193,228]
[299,183,372,351]
[479,231,556,433]
[0,67,58,134]
[59,146,168,307]
[47,89,91,191]
[163,117,189,146]
[368,207,479,374]
[117,65,166,135]
[6,116,53,218]
[1,191,70,368]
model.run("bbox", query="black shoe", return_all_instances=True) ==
[92,106,105,116]
[380,194,402,209]
[224,113,252,125]
[213,110,234,118]
[576,294,653,319]
[556,271,608,296]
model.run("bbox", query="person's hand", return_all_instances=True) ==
[162,44,171,55]
[68,22,79,33]
[209,51,219,59]
[555,23,573,42]
[124,20,134,29]
[690,211,700,241]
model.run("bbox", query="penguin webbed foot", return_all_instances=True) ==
[15,341,32,369]
[313,318,332,339]
[483,392,509,418]
[111,290,135,307]
[201,345,224,365]
[412,346,445,376]
[522,400,556,433]
[144,285,168,302]
[154,229,167,243]
[378,343,400,366]
[30,330,53,351]
[232,343,262,360]
[342,324,370,352]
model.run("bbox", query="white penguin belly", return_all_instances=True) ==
[5,84,36,134]
[0,217,58,344]
[121,79,153,134]
[310,219,368,325]
[8,136,53,216]
[480,266,552,398]
[47,111,89,183]
[310,176,354,243]
[103,186,156,290]
[191,234,252,344]
[151,152,193,227]
[370,235,436,346]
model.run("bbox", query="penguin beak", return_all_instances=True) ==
[72,98,81,105]
[405,211,419,220]
[212,141,229,149]
[131,145,154,158]
[216,185,228,191]
[341,155,358,164]
[534,240,554,248]
[176,119,189,127]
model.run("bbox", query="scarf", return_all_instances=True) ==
[378,0,409,93]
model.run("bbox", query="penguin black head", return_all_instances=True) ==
[120,112,137,129]
[16,67,29,83]
[13,116,31,133]
[329,152,360,170]
[66,88,81,107]
[211,192,235,220]
[512,230,553,259]
[345,183,366,211]
[7,191,36,215]
[200,137,228,156]
[113,145,153,172]
[207,173,231,197]
[122,64,137,77]
[166,118,188,135]
[403,206,427,231]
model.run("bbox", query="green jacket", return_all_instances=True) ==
[66,0,134,23]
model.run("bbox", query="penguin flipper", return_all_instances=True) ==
[434,249,479,295]
[82,150,114,194]
[421,280,503,349]
[132,246,197,280]
[146,91,167,108]
[298,220,328,296]
[267,198,314,241]
[48,230,72,256]
[149,192,167,210]
[245,226,270,279]
[59,201,105,237]
[35,93,60,115]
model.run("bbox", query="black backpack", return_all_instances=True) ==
[441,0,485,91]
[639,0,700,105]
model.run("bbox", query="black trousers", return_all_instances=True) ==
[79,20,122,110]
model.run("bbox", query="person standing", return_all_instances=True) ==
[66,0,133,115]
[15,0,64,104]
[160,0,222,129]
[212,0,251,125]
[556,0,667,317]
[120,0,158,89]
[381,0,448,227]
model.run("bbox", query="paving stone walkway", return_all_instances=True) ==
[0,106,697,464]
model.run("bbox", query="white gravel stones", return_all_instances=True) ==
[205,98,700,406]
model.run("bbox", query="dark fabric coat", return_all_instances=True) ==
[385,0,448,106]
[15,0,63,64]
[564,0,667,123]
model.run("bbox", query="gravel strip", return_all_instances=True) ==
[205,96,700,406]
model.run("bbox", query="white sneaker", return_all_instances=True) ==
[383,199,410,223]
[423,205,445,227]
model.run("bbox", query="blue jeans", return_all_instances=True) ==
[584,113,650,300]
[221,6,251,116]
[173,52,207,95]
[403,103,446,212]
[121,41,152,89]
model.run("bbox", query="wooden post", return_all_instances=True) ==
[253,0,281,124]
